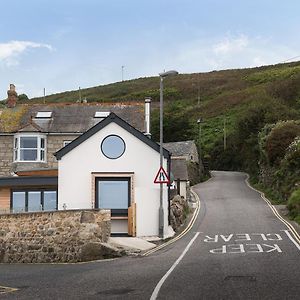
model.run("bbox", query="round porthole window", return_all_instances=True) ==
[101,135,126,159]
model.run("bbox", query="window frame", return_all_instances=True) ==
[14,134,47,163]
[100,134,126,160]
[95,177,131,216]
[10,189,58,213]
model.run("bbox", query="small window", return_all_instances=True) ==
[94,111,110,118]
[36,111,52,118]
[101,135,125,159]
[28,191,42,212]
[43,191,57,211]
[63,140,72,147]
[12,191,26,213]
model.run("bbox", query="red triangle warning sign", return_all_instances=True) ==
[154,166,170,184]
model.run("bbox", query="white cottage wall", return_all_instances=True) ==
[58,122,169,237]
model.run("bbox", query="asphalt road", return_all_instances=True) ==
[1,171,300,299]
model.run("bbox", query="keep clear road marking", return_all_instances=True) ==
[150,232,200,300]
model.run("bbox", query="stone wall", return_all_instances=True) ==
[0,135,13,176]
[46,135,78,168]
[0,209,111,263]
[169,195,190,232]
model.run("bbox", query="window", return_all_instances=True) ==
[101,135,125,159]
[11,191,26,213]
[94,111,110,118]
[14,135,46,162]
[36,111,52,118]
[11,190,57,213]
[96,178,130,216]
[63,140,72,147]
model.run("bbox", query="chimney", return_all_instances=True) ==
[144,97,151,138]
[7,84,18,108]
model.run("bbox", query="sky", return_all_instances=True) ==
[1,0,300,99]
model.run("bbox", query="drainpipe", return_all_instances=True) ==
[144,97,151,138]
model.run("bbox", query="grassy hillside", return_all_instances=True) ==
[8,62,300,221]
[20,61,300,171]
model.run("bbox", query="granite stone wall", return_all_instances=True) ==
[0,209,111,263]
[0,135,13,176]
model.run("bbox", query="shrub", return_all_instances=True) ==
[264,121,300,165]
[287,189,300,220]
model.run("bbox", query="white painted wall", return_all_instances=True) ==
[58,122,169,237]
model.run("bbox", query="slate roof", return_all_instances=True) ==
[55,112,170,160]
[0,103,145,134]
[171,158,189,181]
[163,140,197,157]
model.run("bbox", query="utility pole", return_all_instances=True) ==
[197,79,200,106]
[197,118,202,162]
[79,87,82,103]
[223,116,227,151]
[121,65,125,81]
[43,88,46,104]
[158,70,178,238]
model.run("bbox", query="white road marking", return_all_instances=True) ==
[283,230,300,251]
[150,232,200,300]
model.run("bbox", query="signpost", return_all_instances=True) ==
[154,166,170,184]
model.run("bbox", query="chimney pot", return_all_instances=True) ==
[7,84,18,108]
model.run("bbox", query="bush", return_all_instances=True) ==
[287,189,300,220]
[264,121,300,165]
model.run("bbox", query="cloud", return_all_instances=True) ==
[0,40,53,66]
[213,34,249,55]
[173,34,297,73]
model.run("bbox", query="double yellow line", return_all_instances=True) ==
[143,189,201,256]
[245,175,300,245]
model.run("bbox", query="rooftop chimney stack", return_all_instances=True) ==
[144,97,151,138]
[7,84,18,108]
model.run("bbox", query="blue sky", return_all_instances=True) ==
[1,0,300,99]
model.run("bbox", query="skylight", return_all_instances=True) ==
[36,111,52,118]
[94,111,110,118]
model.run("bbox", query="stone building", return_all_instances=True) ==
[0,88,174,237]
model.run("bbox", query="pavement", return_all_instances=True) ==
[109,237,157,252]
[108,192,197,253]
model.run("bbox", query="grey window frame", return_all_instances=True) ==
[10,189,58,213]
[95,177,130,216]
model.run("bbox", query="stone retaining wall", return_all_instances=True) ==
[0,209,111,263]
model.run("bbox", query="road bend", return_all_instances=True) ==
[1,171,299,299]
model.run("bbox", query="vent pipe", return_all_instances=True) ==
[144,97,151,138]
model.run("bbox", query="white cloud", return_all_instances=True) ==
[173,33,298,73]
[213,34,249,55]
[0,40,53,66]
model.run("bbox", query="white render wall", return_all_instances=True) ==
[58,122,169,237]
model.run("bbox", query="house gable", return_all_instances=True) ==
[55,112,170,160]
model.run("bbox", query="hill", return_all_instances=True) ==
[5,61,299,169]
[2,61,299,221]
[25,61,300,159]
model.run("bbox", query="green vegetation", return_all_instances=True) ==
[13,61,300,222]
[0,106,27,132]
[287,189,300,223]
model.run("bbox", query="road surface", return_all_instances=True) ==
[1,171,300,299]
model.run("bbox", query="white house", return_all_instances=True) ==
[55,113,171,237]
